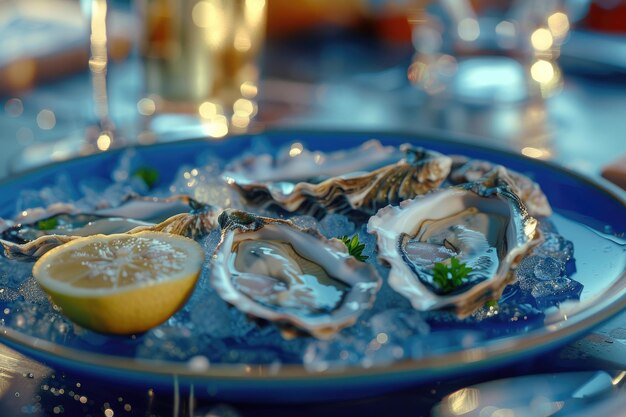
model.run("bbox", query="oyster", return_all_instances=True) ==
[449,157,552,217]
[212,209,381,339]
[12,193,193,225]
[225,144,452,216]
[368,169,542,317]
[1,213,153,244]
[0,195,220,261]
[224,139,402,184]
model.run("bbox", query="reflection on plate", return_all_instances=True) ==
[0,130,624,402]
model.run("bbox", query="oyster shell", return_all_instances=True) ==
[449,157,552,217]
[225,144,452,216]
[12,193,193,225]
[1,214,152,244]
[368,169,542,317]
[212,209,381,339]
[0,195,220,261]
[224,139,402,185]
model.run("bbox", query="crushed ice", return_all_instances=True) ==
[0,145,598,370]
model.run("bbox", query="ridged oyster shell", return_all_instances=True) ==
[449,157,552,217]
[224,143,452,216]
[224,139,402,184]
[0,195,220,261]
[368,168,542,317]
[212,209,382,339]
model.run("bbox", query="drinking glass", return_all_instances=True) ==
[7,0,126,172]
[408,0,570,104]
[137,0,267,141]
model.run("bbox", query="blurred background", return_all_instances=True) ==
[0,0,624,180]
[0,1,625,416]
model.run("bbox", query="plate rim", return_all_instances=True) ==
[0,128,625,385]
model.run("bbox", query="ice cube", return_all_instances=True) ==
[5,303,74,344]
[18,277,48,304]
[194,151,225,174]
[500,282,538,308]
[366,308,430,364]
[0,258,34,288]
[534,232,574,263]
[289,215,318,230]
[538,219,559,234]
[79,178,148,210]
[112,148,137,183]
[515,255,544,286]
[226,305,257,340]
[0,287,20,302]
[369,308,429,341]
[473,302,543,325]
[369,280,414,312]
[531,277,584,309]
[303,333,370,372]
[16,174,78,213]
[357,224,377,262]
[169,164,241,209]
[188,292,238,339]
[318,213,355,238]
[533,257,564,281]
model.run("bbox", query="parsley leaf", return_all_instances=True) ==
[432,257,473,293]
[133,166,159,189]
[36,217,59,231]
[340,235,368,262]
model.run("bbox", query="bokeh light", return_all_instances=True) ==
[530,60,554,84]
[199,101,219,119]
[288,143,303,157]
[458,18,480,42]
[531,28,553,51]
[240,81,258,98]
[97,133,112,151]
[36,110,56,130]
[137,98,156,116]
[547,12,570,39]
[4,98,23,118]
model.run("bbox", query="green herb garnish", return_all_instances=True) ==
[484,299,499,309]
[133,166,159,189]
[36,217,59,231]
[340,235,368,262]
[432,257,473,293]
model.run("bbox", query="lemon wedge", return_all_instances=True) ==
[32,231,205,335]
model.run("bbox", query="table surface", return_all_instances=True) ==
[0,24,625,417]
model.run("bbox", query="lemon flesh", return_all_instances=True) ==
[32,231,205,335]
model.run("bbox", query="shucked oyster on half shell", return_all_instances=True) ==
[368,168,542,317]
[211,209,382,339]
[224,143,452,216]
[0,195,220,261]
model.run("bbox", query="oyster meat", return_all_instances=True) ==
[0,195,220,261]
[212,209,381,339]
[225,144,452,216]
[368,169,542,317]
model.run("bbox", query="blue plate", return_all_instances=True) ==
[0,130,624,402]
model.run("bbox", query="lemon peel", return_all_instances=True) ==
[32,231,204,335]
